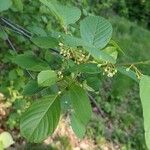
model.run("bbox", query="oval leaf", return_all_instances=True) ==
[117,66,138,82]
[20,95,61,143]
[69,63,100,74]
[31,36,58,49]
[80,16,113,49]
[23,80,42,96]
[40,0,81,27]
[37,70,57,87]
[69,84,92,125]
[140,75,150,149]
[12,54,50,71]
[86,46,116,64]
[71,114,86,139]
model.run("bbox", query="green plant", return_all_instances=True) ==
[0,0,150,149]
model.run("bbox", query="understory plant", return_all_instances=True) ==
[0,0,150,149]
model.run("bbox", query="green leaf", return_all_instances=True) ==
[12,54,50,71]
[62,34,85,47]
[20,95,61,143]
[80,16,113,49]
[31,36,58,49]
[0,0,12,12]
[117,66,138,82]
[112,73,134,98]
[37,70,57,87]
[12,0,23,12]
[69,84,92,125]
[28,26,47,36]
[140,75,150,150]
[51,31,85,47]
[69,63,100,74]
[71,114,86,138]
[103,46,118,60]
[40,0,81,27]
[23,80,42,96]
[0,132,14,149]
[86,46,116,64]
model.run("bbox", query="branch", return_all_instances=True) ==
[6,38,16,52]
[1,17,150,67]
[0,17,32,39]
[87,93,105,118]
[0,17,59,54]
[3,29,35,79]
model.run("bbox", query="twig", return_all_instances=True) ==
[49,48,59,54]
[117,60,150,66]
[4,31,35,79]
[1,17,150,67]
[0,17,60,54]
[87,93,105,118]
[6,38,16,52]
[0,17,32,39]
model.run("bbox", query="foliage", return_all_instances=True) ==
[20,95,61,142]
[0,0,12,12]
[0,0,150,149]
[140,75,150,150]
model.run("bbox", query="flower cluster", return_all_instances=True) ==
[59,43,88,64]
[57,71,63,79]
[97,63,117,77]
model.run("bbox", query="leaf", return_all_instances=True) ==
[62,34,85,47]
[86,46,116,64]
[31,36,58,49]
[80,16,113,49]
[51,31,85,47]
[23,80,42,96]
[28,26,47,36]
[20,95,61,143]
[0,0,12,12]
[69,63,100,74]
[140,75,150,150]
[71,114,86,138]
[112,73,134,98]
[117,66,138,82]
[86,76,101,91]
[37,70,57,87]
[103,46,118,60]
[60,91,72,112]
[12,54,50,71]
[40,0,81,27]
[0,132,14,148]
[44,50,54,63]
[69,84,92,125]
[12,0,23,12]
